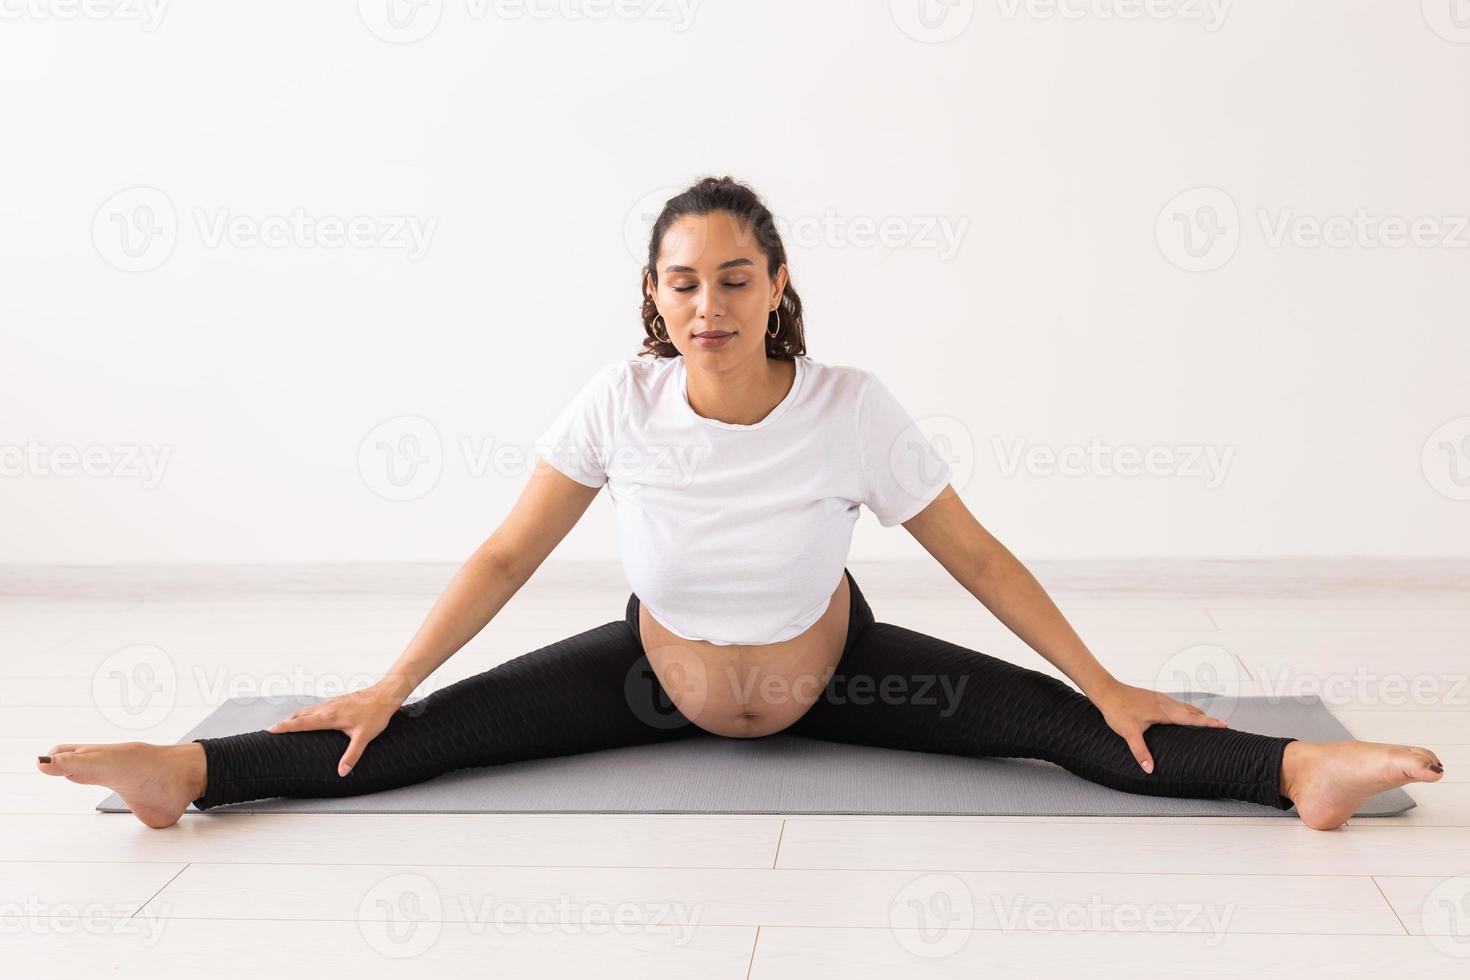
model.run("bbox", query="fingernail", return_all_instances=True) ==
[1141,760,1153,774]
[38,755,51,764]
[1430,764,1444,774]
[339,765,351,777]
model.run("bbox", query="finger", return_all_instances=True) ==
[1122,730,1154,774]
[338,735,366,777]
[1172,704,1228,727]
[267,711,329,734]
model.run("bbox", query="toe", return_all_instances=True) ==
[47,750,93,778]
[1414,747,1443,769]
[1409,747,1443,768]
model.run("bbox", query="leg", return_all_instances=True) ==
[790,618,1298,809]
[789,587,1445,828]
[40,615,704,822]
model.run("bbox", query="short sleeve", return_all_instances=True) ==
[856,372,953,526]
[532,362,624,488]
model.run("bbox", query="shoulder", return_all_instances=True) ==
[802,358,878,403]
[583,355,673,425]
[618,353,675,397]
[581,356,651,394]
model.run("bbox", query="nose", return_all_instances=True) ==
[694,290,726,321]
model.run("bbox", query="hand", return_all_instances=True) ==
[1089,681,1229,775]
[265,682,405,777]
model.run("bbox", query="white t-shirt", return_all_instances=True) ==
[532,353,953,646]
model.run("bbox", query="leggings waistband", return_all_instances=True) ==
[626,567,875,650]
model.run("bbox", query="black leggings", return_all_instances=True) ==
[190,568,1296,811]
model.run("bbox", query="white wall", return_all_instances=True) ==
[1,0,1466,563]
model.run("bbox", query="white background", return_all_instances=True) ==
[2,0,1467,563]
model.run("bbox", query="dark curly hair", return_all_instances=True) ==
[637,175,807,361]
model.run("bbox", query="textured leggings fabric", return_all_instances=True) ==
[191,568,1297,811]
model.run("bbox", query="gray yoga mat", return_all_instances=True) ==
[97,690,1416,817]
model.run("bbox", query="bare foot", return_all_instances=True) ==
[1281,739,1444,831]
[36,742,207,829]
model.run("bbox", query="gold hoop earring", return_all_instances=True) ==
[652,315,669,343]
[766,307,781,340]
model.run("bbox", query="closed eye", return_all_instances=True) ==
[672,282,749,293]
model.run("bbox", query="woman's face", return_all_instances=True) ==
[646,211,787,362]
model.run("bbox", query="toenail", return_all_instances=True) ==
[38,756,51,763]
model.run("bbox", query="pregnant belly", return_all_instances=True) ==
[639,571,850,738]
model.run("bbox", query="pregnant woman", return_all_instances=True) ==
[39,176,1444,830]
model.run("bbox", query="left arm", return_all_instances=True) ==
[898,487,1228,774]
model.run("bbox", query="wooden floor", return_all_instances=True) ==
[4,559,1469,977]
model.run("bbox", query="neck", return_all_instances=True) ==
[684,356,796,426]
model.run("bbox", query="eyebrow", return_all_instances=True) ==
[662,258,755,274]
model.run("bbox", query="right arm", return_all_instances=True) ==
[372,458,603,703]
[266,458,603,775]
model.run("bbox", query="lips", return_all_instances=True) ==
[695,331,732,338]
